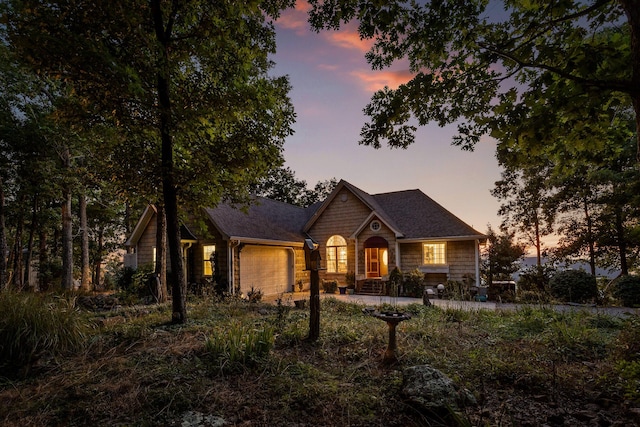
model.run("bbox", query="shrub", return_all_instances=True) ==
[0,292,87,375]
[322,280,338,294]
[612,275,640,307]
[402,269,424,297]
[549,270,598,303]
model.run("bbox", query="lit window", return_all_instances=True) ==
[203,245,216,276]
[423,243,446,265]
[326,235,347,273]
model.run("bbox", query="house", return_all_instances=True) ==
[124,180,486,297]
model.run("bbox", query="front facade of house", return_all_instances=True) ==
[125,180,486,297]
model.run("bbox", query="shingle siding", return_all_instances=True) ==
[136,212,158,268]
[308,188,371,284]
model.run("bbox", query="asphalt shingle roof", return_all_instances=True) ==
[371,189,484,239]
[204,197,314,243]
[204,180,484,244]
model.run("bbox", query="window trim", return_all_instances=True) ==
[422,242,446,265]
[203,244,216,276]
[326,235,347,273]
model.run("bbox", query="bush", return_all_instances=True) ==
[549,270,598,303]
[402,269,424,297]
[613,275,640,307]
[0,292,87,375]
[322,280,338,294]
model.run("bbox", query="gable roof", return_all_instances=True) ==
[372,189,485,240]
[204,197,315,246]
[304,180,485,241]
[124,205,157,247]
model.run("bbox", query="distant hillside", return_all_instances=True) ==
[514,257,620,281]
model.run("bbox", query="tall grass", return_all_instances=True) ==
[0,292,88,375]
[204,322,274,372]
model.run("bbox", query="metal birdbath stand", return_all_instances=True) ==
[371,311,411,365]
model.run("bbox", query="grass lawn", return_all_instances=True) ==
[1,293,639,426]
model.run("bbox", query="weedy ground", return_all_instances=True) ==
[1,293,639,426]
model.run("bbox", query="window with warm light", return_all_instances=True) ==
[326,235,347,273]
[203,245,216,276]
[423,243,446,265]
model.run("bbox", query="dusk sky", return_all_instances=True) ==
[271,3,503,235]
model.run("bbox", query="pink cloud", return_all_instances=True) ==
[275,1,312,34]
[351,69,414,91]
[325,30,373,53]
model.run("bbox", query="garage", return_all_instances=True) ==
[239,246,293,297]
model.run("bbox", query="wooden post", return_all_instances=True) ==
[304,239,321,341]
[309,268,320,341]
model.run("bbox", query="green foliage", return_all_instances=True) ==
[251,166,338,207]
[402,268,424,297]
[246,286,263,303]
[345,271,355,288]
[481,225,526,284]
[322,279,338,294]
[204,322,274,372]
[613,275,640,307]
[308,1,633,150]
[0,292,87,375]
[614,360,640,402]
[549,270,598,303]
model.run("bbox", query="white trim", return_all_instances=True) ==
[124,204,157,247]
[350,211,403,239]
[227,236,304,247]
[397,235,486,243]
[475,239,480,286]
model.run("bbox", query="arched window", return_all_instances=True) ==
[326,235,347,273]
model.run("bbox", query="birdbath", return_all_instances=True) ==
[371,311,411,365]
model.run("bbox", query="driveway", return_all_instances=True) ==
[276,292,639,318]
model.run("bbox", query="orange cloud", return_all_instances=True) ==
[275,1,311,34]
[351,69,414,92]
[326,30,373,53]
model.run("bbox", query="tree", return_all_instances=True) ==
[307,1,639,159]
[251,166,338,207]
[4,1,295,322]
[481,225,527,286]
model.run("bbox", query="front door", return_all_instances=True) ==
[365,247,389,278]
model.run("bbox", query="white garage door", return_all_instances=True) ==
[239,246,293,297]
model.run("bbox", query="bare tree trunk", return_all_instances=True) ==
[615,207,629,276]
[154,203,168,303]
[94,227,103,290]
[38,228,48,291]
[12,194,24,291]
[23,195,38,291]
[79,193,91,291]
[583,197,596,276]
[152,0,186,323]
[0,176,6,290]
[533,210,541,268]
[61,147,74,290]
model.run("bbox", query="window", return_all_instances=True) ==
[370,220,381,232]
[203,245,216,276]
[423,243,446,265]
[326,235,347,273]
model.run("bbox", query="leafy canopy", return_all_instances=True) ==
[308,0,634,151]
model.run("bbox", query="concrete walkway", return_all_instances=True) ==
[274,292,639,318]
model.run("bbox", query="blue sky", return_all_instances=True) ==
[271,3,503,234]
